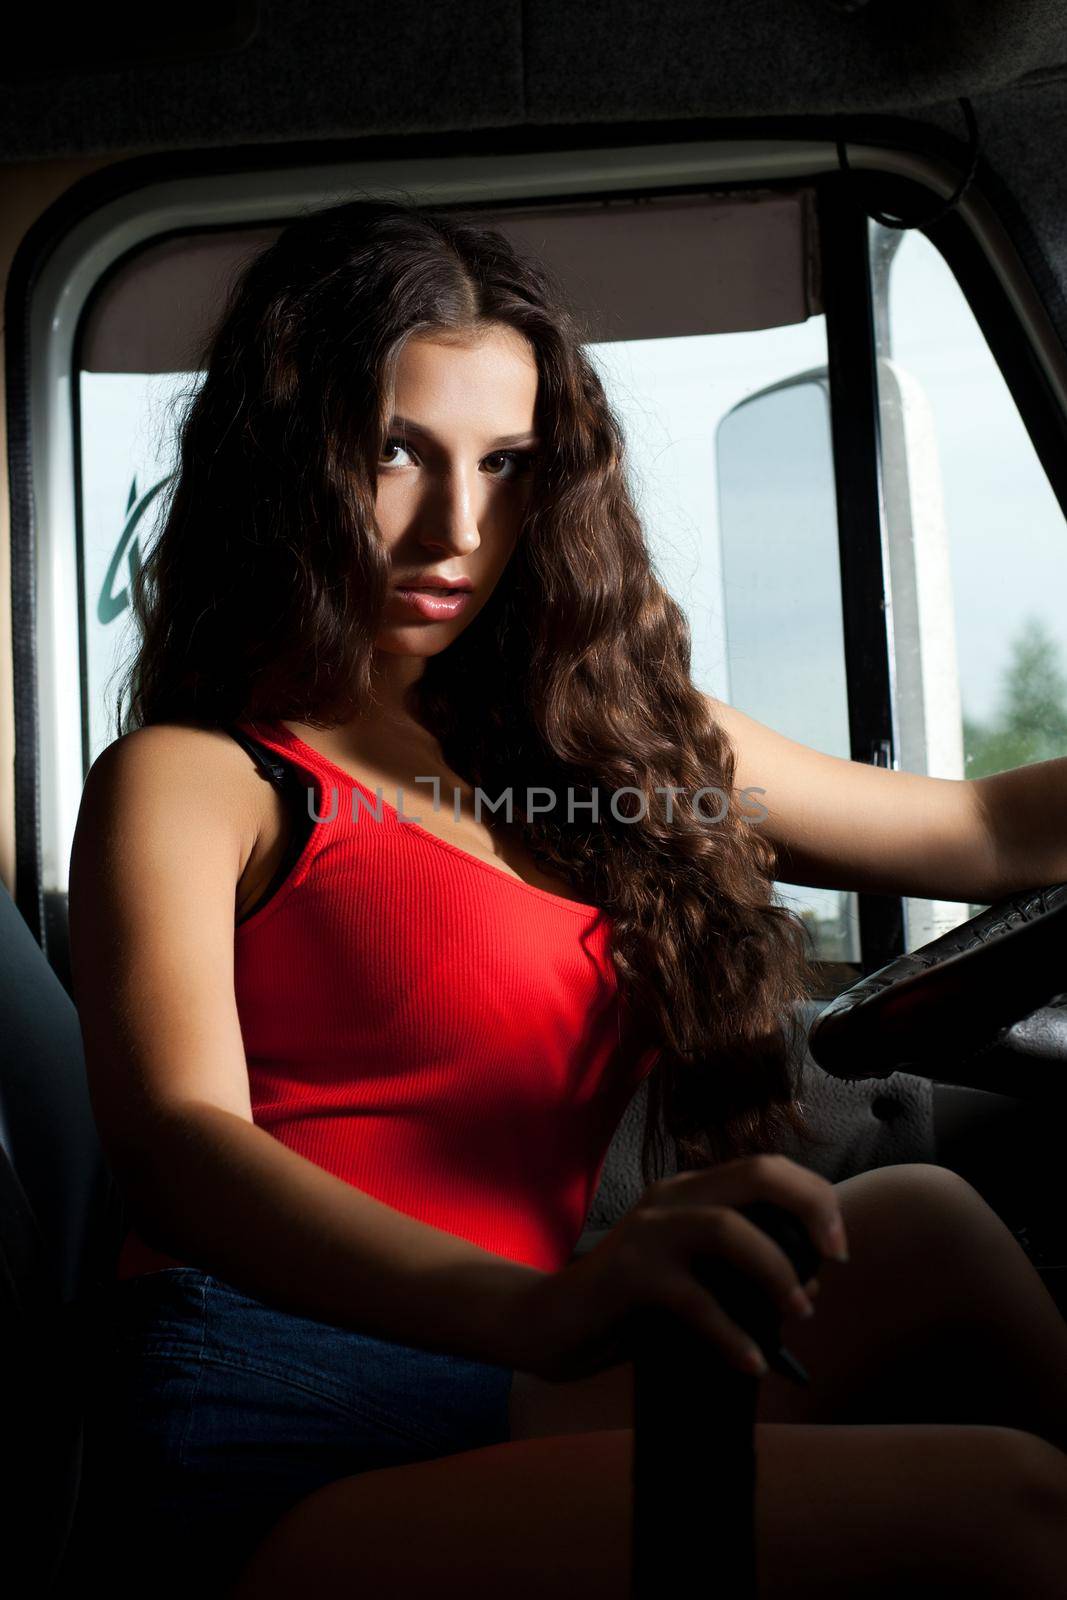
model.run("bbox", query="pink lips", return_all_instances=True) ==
[392,588,472,620]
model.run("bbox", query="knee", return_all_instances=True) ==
[1006,1428,1067,1520]
[986,1428,1067,1592]
[848,1161,989,1219]
[837,1162,999,1269]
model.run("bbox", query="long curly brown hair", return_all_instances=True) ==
[114,192,824,1188]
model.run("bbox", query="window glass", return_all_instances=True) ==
[872,221,1067,935]
[80,372,195,753]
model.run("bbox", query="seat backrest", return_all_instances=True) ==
[581,998,938,1241]
[0,877,124,1307]
[0,877,130,1590]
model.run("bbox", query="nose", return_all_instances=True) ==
[417,461,484,556]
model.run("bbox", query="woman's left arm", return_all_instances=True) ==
[704,694,1067,904]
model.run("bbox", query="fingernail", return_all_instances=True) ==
[742,1345,769,1377]
[787,1286,815,1319]
[823,1222,850,1262]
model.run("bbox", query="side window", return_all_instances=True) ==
[28,171,1067,984]
[871,220,1067,937]
[71,188,839,966]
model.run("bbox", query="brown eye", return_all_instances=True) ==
[379,437,413,468]
[484,450,538,480]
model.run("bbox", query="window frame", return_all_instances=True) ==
[8,130,1067,994]
[815,179,904,978]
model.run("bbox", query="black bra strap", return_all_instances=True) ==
[225,725,291,788]
[227,725,317,927]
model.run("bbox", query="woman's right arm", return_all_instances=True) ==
[68,724,546,1369]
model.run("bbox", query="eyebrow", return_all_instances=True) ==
[388,415,541,449]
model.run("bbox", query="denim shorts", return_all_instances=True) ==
[63,1266,515,1597]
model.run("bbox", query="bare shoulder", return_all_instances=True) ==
[88,718,254,781]
[80,720,264,860]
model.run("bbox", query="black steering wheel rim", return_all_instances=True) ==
[807,882,1067,1094]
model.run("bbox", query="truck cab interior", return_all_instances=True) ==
[3,2,1067,1591]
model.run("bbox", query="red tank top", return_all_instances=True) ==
[114,717,660,1282]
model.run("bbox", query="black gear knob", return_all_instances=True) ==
[703,1199,823,1382]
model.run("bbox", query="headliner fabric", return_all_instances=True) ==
[2,2,1067,158]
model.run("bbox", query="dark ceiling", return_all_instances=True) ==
[2,1,1066,162]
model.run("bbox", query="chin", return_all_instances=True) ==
[374,629,463,653]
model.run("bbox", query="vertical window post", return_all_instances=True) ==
[817,178,905,976]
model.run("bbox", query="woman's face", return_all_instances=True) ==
[373,324,540,658]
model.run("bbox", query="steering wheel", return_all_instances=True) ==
[807,882,1067,1100]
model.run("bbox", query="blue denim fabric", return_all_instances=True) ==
[67,1267,515,1596]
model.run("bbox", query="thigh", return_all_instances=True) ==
[510,1161,1056,1438]
[70,1268,514,1597]
[757,1159,1067,1432]
[229,1418,1067,1599]
[512,1165,901,1440]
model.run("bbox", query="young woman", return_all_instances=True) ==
[67,196,1067,1598]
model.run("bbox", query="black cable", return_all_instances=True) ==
[836,97,981,230]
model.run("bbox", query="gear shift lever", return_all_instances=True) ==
[630,1199,823,1597]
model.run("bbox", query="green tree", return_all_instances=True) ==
[962,613,1067,781]
[961,614,1067,916]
